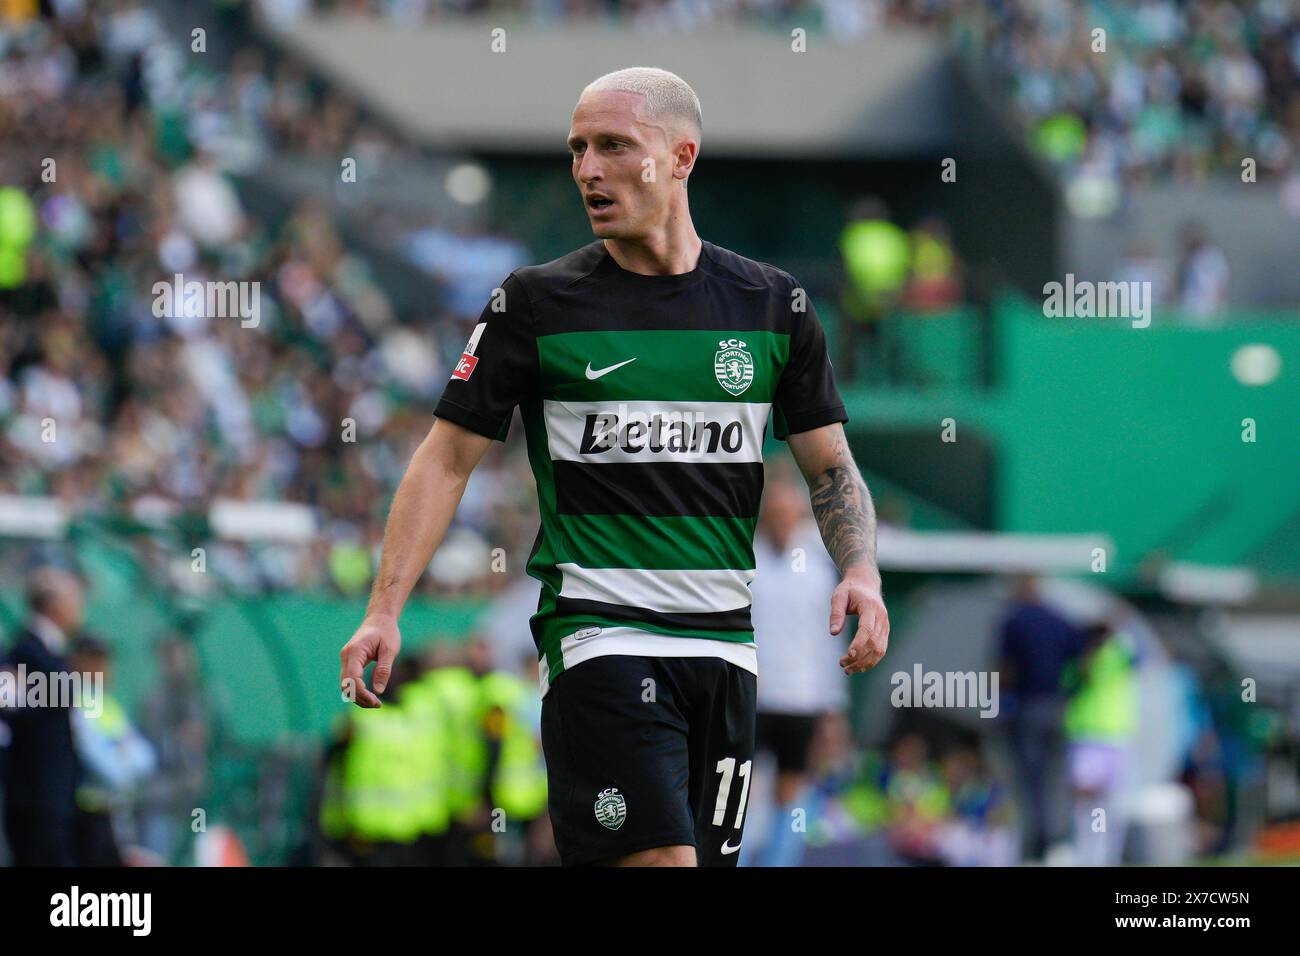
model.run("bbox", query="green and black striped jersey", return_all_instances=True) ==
[434,239,847,693]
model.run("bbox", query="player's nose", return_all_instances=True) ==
[575,153,602,183]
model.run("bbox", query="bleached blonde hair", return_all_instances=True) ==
[579,67,703,143]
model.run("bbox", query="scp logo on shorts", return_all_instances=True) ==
[451,322,487,381]
[594,787,627,830]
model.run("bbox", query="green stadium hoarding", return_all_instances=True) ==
[840,295,1300,586]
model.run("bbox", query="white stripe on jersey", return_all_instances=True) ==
[544,626,758,695]
[556,563,756,614]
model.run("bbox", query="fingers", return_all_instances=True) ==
[840,630,886,675]
[839,599,890,676]
[339,642,382,709]
[828,585,850,636]
[372,640,396,695]
[340,619,402,708]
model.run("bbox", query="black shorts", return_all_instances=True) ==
[755,712,820,774]
[540,654,757,867]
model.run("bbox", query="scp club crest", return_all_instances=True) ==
[713,338,754,396]
[594,788,627,830]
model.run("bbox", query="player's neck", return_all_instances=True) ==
[603,228,702,277]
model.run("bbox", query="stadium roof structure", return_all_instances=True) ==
[261,14,956,158]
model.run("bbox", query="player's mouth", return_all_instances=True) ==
[587,194,616,215]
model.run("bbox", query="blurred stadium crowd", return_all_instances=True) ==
[0,1,536,596]
[960,0,1299,184]
[283,0,1300,184]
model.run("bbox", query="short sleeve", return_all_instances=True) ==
[434,273,538,441]
[772,285,848,440]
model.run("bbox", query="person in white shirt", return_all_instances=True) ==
[1175,222,1230,323]
[747,461,850,862]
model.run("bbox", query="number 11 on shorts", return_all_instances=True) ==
[712,757,753,828]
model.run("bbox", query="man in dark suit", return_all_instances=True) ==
[998,573,1089,863]
[0,565,86,866]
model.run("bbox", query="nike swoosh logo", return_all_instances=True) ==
[720,839,742,855]
[585,358,637,380]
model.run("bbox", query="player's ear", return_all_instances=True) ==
[674,140,698,182]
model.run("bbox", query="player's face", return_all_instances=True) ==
[568,90,685,239]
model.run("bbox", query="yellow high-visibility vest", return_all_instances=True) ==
[1064,633,1139,742]
[479,671,548,822]
[419,667,489,822]
[397,678,453,837]
[340,706,428,843]
[840,219,911,299]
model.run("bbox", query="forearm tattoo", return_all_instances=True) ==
[808,449,877,577]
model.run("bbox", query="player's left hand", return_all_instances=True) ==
[829,572,889,675]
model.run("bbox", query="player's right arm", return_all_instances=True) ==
[339,419,493,708]
[339,272,538,708]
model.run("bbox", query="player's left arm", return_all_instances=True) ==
[787,421,889,675]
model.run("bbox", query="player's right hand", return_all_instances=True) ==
[339,614,401,708]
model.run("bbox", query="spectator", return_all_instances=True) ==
[996,573,1088,862]
[136,635,211,862]
[880,732,949,865]
[747,460,848,866]
[0,564,86,866]
[1116,238,1173,309]
[67,634,158,866]
[933,745,1017,866]
[1175,222,1230,322]
[902,216,963,312]
[838,196,910,382]
[1063,622,1140,866]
